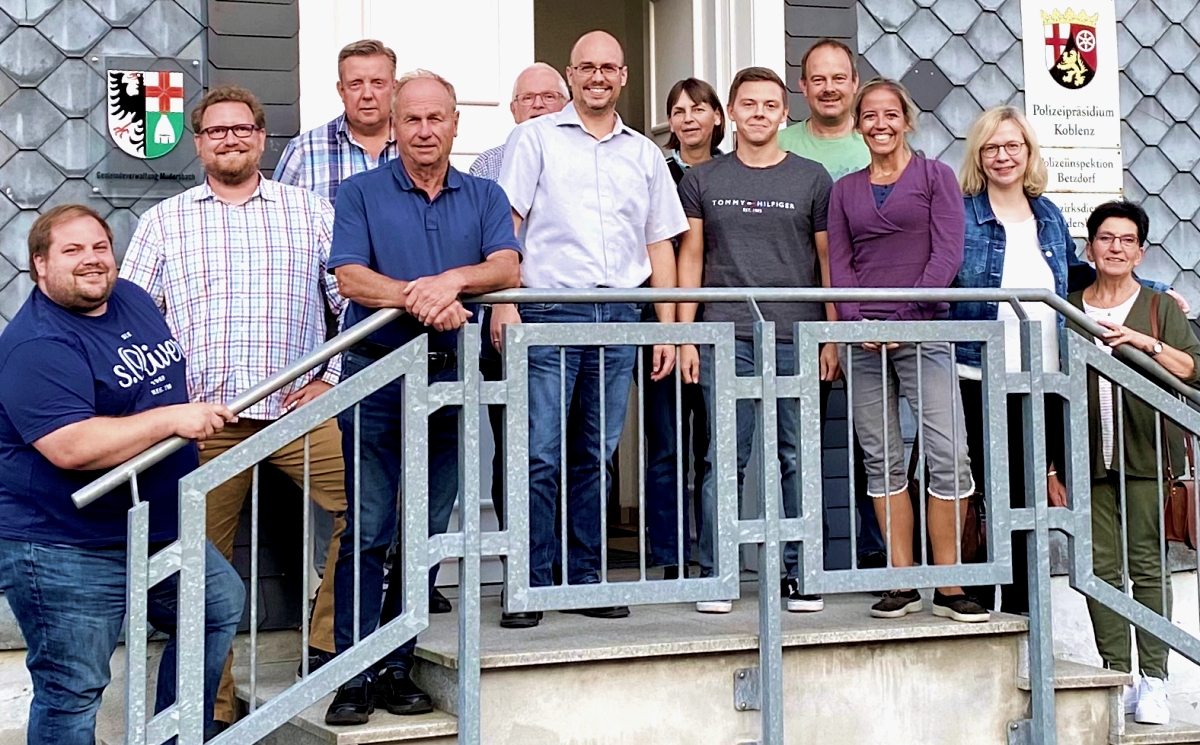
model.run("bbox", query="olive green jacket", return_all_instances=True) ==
[1066,287,1200,480]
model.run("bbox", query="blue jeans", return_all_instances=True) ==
[641,344,707,567]
[0,538,243,745]
[698,340,801,578]
[523,302,640,587]
[334,350,460,671]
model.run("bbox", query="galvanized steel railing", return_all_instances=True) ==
[74,287,1200,745]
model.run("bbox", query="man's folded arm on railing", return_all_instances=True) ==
[35,402,235,472]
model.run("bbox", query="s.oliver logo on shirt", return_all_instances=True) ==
[710,199,797,214]
[112,339,185,390]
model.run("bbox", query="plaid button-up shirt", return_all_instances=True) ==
[275,113,398,205]
[468,144,505,182]
[120,178,344,421]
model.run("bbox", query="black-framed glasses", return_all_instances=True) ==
[199,124,262,140]
[514,91,566,106]
[572,63,624,79]
[980,141,1025,158]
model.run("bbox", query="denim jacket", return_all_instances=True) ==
[951,191,1166,367]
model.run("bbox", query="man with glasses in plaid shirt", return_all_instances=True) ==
[120,85,348,735]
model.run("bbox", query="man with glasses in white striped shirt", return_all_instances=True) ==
[121,85,348,734]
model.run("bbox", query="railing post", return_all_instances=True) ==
[753,321,785,745]
[457,324,483,745]
[176,482,208,745]
[125,499,150,745]
[1020,317,1057,745]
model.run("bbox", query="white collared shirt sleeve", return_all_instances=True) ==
[497,122,541,219]
[644,150,688,245]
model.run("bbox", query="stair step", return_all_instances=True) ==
[1017,659,1132,691]
[235,661,458,744]
[1115,716,1200,744]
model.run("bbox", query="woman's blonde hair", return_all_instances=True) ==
[959,106,1047,197]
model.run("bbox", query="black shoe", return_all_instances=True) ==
[858,551,888,569]
[870,589,923,619]
[204,720,230,741]
[375,666,434,716]
[560,605,630,619]
[296,646,337,680]
[932,591,990,623]
[663,565,690,580]
[325,673,374,725]
[784,578,824,613]
[500,611,542,628]
[431,587,452,614]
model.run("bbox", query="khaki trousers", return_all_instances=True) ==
[202,418,346,724]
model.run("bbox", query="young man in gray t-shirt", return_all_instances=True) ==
[677,67,835,614]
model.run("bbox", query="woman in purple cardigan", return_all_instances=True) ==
[827,78,985,624]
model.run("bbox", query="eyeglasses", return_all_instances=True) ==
[1093,233,1140,248]
[980,141,1025,158]
[199,124,262,140]
[514,91,566,106]
[572,63,624,79]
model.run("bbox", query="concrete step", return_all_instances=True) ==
[235,661,458,745]
[410,588,1038,745]
[1115,716,1200,744]
[1017,658,1133,692]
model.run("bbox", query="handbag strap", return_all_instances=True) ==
[1151,292,1161,341]
[1149,293,1198,478]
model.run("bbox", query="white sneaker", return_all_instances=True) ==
[1123,681,1138,715]
[696,600,733,614]
[1134,676,1170,725]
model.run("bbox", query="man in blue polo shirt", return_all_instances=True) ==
[324,69,520,726]
[0,204,244,742]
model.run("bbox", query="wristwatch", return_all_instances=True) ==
[1151,341,1164,356]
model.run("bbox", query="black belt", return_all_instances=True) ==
[349,342,456,374]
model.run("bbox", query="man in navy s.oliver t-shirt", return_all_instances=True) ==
[0,204,245,743]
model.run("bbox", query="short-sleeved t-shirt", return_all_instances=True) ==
[679,152,833,341]
[0,280,198,548]
[777,120,871,182]
[328,159,520,350]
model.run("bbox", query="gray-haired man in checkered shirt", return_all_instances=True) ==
[468,62,569,181]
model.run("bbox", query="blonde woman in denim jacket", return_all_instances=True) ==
[951,107,1172,616]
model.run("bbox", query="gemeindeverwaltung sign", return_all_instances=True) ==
[1022,0,1122,237]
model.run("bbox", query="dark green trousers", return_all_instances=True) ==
[1086,474,1172,679]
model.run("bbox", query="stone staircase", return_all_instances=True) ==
[226,588,1200,745]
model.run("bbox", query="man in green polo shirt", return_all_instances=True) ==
[777,38,869,181]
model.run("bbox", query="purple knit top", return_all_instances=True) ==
[827,154,965,321]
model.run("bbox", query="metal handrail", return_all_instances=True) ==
[71,286,1197,508]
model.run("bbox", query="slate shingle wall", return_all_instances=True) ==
[0,0,300,332]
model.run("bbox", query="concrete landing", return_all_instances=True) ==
[414,586,1029,670]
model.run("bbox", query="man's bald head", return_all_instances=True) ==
[570,30,625,67]
[511,63,569,124]
[566,30,627,116]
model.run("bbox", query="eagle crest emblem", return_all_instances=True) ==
[107,70,184,159]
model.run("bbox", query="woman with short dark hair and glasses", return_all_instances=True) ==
[642,77,725,579]
[1067,200,1200,726]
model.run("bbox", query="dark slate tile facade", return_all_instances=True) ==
[0,0,300,333]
